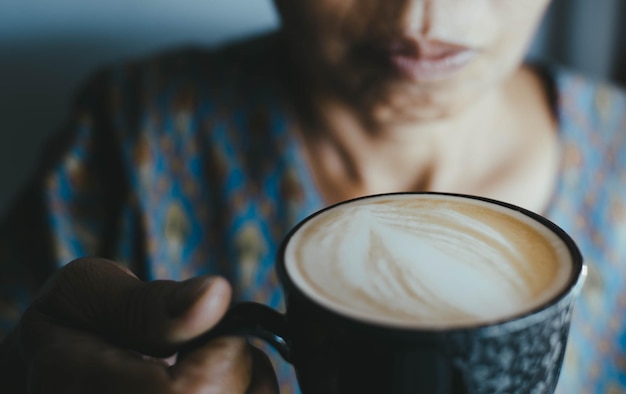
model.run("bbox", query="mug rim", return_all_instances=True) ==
[276,192,586,337]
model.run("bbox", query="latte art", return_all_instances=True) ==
[285,195,572,328]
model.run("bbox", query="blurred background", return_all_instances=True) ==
[0,0,624,216]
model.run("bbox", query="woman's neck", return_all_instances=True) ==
[294,67,559,213]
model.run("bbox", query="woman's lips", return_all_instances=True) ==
[384,39,477,82]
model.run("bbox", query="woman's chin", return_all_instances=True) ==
[370,103,457,126]
[363,83,476,125]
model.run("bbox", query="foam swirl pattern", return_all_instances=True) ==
[286,195,572,329]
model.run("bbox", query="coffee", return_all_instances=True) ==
[285,194,572,329]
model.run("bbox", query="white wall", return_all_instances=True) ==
[0,0,279,214]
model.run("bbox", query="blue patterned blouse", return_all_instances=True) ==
[1,34,625,393]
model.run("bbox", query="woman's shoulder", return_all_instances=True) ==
[122,32,283,85]
[546,65,626,219]
[73,32,285,114]
[64,32,289,149]
[545,66,626,256]
[548,66,626,134]
[541,66,626,165]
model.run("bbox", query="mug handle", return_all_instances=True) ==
[178,302,292,363]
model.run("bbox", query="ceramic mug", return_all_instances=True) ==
[182,193,586,394]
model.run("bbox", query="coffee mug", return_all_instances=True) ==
[181,193,586,393]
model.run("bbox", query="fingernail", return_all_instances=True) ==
[167,276,213,318]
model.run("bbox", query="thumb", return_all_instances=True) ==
[33,257,232,357]
[164,274,232,343]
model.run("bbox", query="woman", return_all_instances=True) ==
[1,0,625,392]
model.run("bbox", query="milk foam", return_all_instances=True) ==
[285,195,572,329]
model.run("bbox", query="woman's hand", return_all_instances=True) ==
[6,257,278,393]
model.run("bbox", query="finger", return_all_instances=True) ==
[170,337,252,394]
[247,346,280,394]
[28,257,231,357]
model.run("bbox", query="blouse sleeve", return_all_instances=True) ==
[0,69,140,338]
